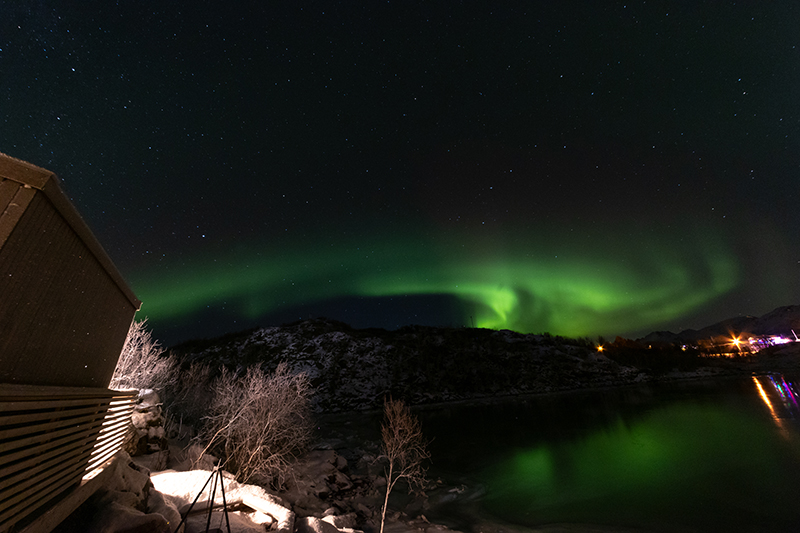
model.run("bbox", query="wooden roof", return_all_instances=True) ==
[0,152,140,310]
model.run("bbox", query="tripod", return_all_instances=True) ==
[173,466,232,533]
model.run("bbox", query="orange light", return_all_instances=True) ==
[753,376,790,437]
[753,377,778,420]
[597,345,604,352]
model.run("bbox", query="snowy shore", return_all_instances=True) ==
[56,337,800,532]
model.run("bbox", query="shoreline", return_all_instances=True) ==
[316,362,766,420]
[312,365,800,533]
[78,353,799,533]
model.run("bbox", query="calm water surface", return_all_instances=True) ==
[322,375,800,532]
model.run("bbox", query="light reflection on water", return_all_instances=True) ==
[752,374,800,441]
[418,376,800,532]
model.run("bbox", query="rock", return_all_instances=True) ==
[322,512,358,529]
[183,510,268,533]
[104,453,152,504]
[139,389,161,406]
[293,494,329,517]
[282,449,354,508]
[146,488,181,528]
[239,489,295,532]
[296,516,341,533]
[330,471,353,491]
[251,511,274,527]
[85,498,171,533]
[355,502,373,518]
[127,389,169,457]
[150,469,295,533]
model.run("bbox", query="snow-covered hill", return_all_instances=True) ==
[171,319,640,412]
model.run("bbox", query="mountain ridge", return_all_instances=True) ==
[638,304,800,344]
[167,304,800,412]
[170,320,639,412]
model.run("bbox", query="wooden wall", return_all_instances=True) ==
[0,155,140,388]
[0,384,138,532]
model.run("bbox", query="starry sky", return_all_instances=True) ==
[2,1,798,345]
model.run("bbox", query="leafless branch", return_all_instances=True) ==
[379,397,430,533]
[197,363,313,486]
[110,318,178,391]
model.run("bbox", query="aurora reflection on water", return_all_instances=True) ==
[480,379,800,531]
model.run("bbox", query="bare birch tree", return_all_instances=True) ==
[110,319,177,390]
[380,397,430,533]
[197,363,313,486]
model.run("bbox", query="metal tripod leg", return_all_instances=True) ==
[172,466,232,533]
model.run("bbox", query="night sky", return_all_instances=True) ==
[2,2,798,345]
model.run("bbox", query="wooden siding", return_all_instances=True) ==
[0,154,141,388]
[0,384,137,533]
[0,193,135,387]
[0,155,142,531]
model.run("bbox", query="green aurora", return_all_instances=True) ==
[131,223,739,338]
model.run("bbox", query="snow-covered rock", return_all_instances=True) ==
[55,452,180,533]
[150,469,295,533]
[127,389,169,457]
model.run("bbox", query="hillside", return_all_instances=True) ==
[169,306,800,413]
[171,319,643,412]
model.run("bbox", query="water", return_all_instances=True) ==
[418,375,800,532]
[319,375,800,532]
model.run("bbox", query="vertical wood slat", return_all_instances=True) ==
[0,384,137,532]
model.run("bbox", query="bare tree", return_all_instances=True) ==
[110,319,178,391]
[197,363,313,486]
[164,360,214,426]
[379,398,430,533]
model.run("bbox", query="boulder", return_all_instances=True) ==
[146,488,182,528]
[127,389,169,457]
[56,455,177,533]
[296,516,341,533]
[104,452,152,504]
[322,512,358,529]
[85,498,170,533]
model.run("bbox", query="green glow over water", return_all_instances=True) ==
[484,402,800,529]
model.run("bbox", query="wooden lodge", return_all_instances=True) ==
[0,153,141,532]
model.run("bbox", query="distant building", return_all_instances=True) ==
[748,334,797,352]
